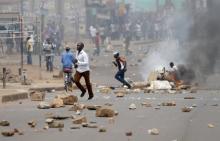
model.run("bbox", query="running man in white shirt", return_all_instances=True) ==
[74,42,94,100]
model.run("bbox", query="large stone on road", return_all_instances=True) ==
[148,128,159,135]
[148,80,172,90]
[87,105,102,110]
[73,116,87,124]
[50,98,64,108]
[99,87,112,94]
[96,107,115,117]
[132,82,150,89]
[48,121,64,128]
[0,120,10,126]
[1,131,15,137]
[69,103,86,111]
[57,95,78,105]
[30,91,45,101]
[37,102,51,109]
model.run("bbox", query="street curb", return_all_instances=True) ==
[29,86,65,92]
[1,92,28,103]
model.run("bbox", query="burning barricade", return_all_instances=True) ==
[146,63,196,91]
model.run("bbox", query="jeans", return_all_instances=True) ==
[27,52,32,65]
[93,46,100,56]
[46,56,53,72]
[115,70,131,88]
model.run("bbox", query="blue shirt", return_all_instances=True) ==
[61,51,75,69]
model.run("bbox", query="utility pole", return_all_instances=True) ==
[20,0,24,72]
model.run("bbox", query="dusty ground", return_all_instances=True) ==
[0,41,220,141]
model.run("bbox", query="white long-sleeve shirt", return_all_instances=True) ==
[76,50,90,73]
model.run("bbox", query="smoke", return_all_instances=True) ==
[140,9,191,80]
[140,40,187,79]
[141,0,220,85]
[186,0,220,82]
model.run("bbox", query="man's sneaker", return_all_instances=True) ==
[80,90,86,97]
[127,84,132,89]
[88,95,94,100]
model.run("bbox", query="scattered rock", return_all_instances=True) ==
[96,107,115,117]
[114,111,119,116]
[168,90,177,94]
[192,104,197,107]
[13,128,19,133]
[0,120,10,126]
[43,125,49,130]
[126,131,133,136]
[208,124,215,128]
[1,131,14,137]
[73,116,87,124]
[70,126,81,129]
[69,103,85,111]
[48,115,70,120]
[50,98,64,108]
[99,87,112,94]
[148,128,159,135]
[177,85,191,90]
[141,102,152,107]
[13,128,23,135]
[133,82,150,89]
[37,102,51,109]
[28,120,37,128]
[182,107,192,112]
[60,95,78,105]
[87,124,98,128]
[99,127,107,132]
[48,121,64,128]
[30,91,45,101]
[18,131,24,135]
[162,101,176,106]
[211,104,218,107]
[76,110,81,115]
[45,118,54,124]
[144,89,152,93]
[113,89,128,94]
[129,103,137,110]
[87,105,102,110]
[184,97,196,99]
[190,88,197,93]
[104,103,113,106]
[148,80,172,90]
[116,92,125,98]
[82,123,89,127]
[133,89,141,93]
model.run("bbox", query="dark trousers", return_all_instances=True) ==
[74,71,93,96]
[46,56,53,72]
[115,70,131,87]
[27,52,32,65]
